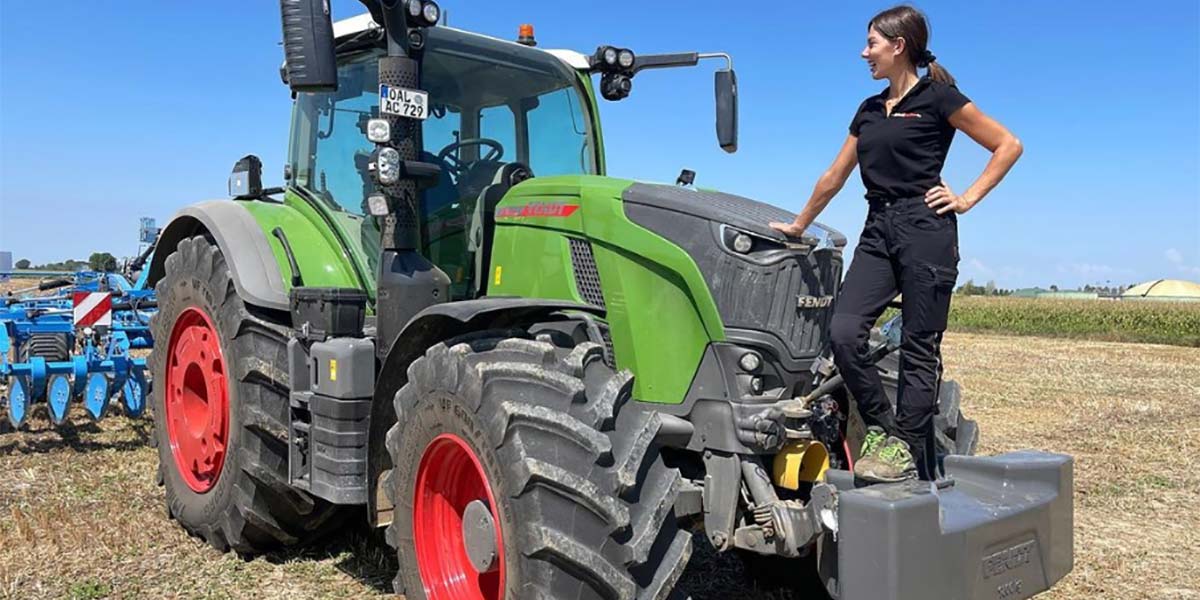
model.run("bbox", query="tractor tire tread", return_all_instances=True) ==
[151,235,342,555]
[386,330,689,599]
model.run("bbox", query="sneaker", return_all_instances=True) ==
[859,426,887,459]
[854,436,918,483]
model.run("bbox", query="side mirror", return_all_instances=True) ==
[715,69,738,153]
[280,0,338,93]
[229,155,264,199]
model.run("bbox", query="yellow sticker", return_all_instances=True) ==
[329,358,338,382]
[494,265,503,286]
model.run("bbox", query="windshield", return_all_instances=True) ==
[287,29,598,217]
[287,28,599,295]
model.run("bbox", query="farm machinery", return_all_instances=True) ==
[1,253,157,428]
[144,1,1074,598]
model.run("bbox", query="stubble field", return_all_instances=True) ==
[1,277,1198,599]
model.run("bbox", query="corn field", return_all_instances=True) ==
[943,296,1200,347]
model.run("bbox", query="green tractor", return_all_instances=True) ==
[146,1,1073,598]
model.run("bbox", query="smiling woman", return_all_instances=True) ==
[769,4,1024,484]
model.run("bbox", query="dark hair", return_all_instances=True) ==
[869,5,955,85]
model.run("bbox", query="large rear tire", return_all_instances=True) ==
[150,235,342,553]
[385,333,692,599]
[874,344,979,457]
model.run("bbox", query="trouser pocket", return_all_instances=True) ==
[906,262,958,332]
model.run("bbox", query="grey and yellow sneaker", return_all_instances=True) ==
[854,435,918,483]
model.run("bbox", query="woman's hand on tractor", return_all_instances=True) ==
[925,180,974,215]
[769,218,811,238]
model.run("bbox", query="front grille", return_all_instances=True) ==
[568,238,606,309]
[708,250,842,358]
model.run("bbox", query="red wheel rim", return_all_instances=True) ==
[164,307,229,493]
[414,433,505,600]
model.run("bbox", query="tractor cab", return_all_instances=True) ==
[286,22,599,299]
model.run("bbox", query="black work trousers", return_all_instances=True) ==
[830,195,959,480]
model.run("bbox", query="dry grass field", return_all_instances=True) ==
[1,277,1197,599]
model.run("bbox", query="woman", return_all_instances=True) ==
[769,5,1022,482]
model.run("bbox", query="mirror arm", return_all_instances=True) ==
[625,52,732,75]
[629,52,699,74]
[697,52,734,71]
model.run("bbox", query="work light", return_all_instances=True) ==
[618,49,635,69]
[421,1,440,25]
[603,47,618,66]
[367,118,391,143]
[376,148,401,184]
[367,193,390,216]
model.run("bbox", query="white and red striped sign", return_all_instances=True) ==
[73,292,113,327]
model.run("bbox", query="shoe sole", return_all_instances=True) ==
[854,468,917,484]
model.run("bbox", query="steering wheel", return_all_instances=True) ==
[437,138,504,177]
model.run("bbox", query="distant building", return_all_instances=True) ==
[0,251,11,282]
[1011,287,1099,300]
[1121,279,1200,302]
[1012,287,1048,298]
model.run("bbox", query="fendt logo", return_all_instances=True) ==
[496,202,580,219]
[796,295,834,309]
[982,540,1035,579]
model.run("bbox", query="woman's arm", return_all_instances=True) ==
[925,103,1024,215]
[769,134,859,237]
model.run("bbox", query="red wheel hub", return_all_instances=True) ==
[164,307,229,493]
[414,433,505,600]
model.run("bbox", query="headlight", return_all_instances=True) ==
[618,49,635,69]
[732,233,753,253]
[421,1,440,25]
[376,147,401,185]
[738,352,761,373]
[366,118,391,143]
[406,0,422,18]
[603,46,618,66]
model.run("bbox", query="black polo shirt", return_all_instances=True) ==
[849,76,970,200]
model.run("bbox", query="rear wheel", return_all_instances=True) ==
[150,235,342,553]
[874,345,979,457]
[385,332,692,599]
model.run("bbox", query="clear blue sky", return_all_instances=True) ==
[2,0,1197,289]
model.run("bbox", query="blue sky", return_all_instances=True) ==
[1,0,1197,289]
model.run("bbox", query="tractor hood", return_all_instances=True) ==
[622,182,846,363]
[621,183,847,249]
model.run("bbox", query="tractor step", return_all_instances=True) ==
[825,451,1073,600]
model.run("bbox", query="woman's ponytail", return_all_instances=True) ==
[870,6,957,86]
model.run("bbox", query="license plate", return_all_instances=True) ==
[379,85,429,120]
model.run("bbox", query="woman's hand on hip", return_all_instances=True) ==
[925,180,974,215]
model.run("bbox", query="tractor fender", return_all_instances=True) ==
[366,297,605,526]
[147,201,290,311]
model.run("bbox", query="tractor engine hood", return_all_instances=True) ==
[621,182,846,362]
[623,182,847,248]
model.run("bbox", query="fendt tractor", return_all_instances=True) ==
[145,1,1074,598]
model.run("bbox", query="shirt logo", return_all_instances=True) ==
[891,112,922,119]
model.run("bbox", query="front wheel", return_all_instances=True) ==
[385,333,693,599]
